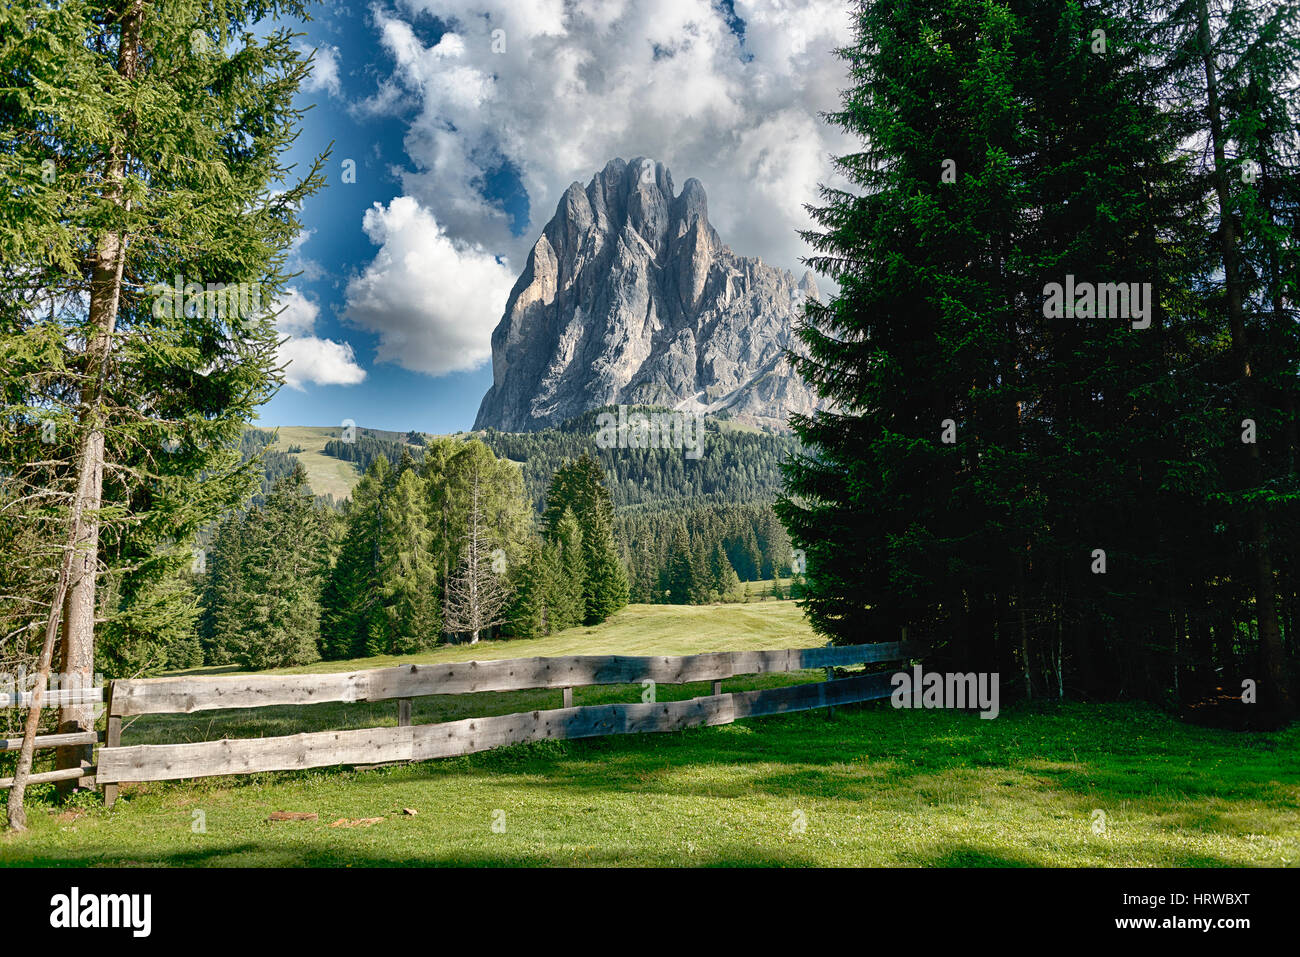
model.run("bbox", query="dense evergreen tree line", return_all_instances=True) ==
[317,411,797,513]
[615,502,797,602]
[199,442,629,667]
[780,0,1299,723]
[314,411,802,607]
[240,428,301,506]
[477,408,799,510]
[321,432,415,473]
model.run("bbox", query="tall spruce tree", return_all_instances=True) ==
[662,523,696,605]
[1142,0,1300,719]
[543,454,628,624]
[549,509,588,630]
[320,456,390,660]
[778,0,1248,707]
[582,508,629,624]
[506,536,553,639]
[199,512,250,665]
[1,0,324,820]
[227,464,326,670]
[368,468,440,655]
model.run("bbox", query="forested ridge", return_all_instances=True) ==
[477,408,799,509]
[314,409,799,510]
[310,411,804,606]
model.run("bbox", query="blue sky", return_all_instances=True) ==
[258,1,853,434]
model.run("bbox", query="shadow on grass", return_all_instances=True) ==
[115,700,1300,816]
[12,840,822,868]
[8,700,1295,867]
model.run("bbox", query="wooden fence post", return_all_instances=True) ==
[562,687,573,708]
[712,680,722,696]
[102,682,121,809]
[824,641,836,718]
[398,698,411,727]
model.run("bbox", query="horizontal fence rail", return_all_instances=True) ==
[0,688,102,709]
[69,641,921,800]
[96,672,901,784]
[1,730,101,753]
[0,706,104,790]
[0,766,96,789]
[0,691,102,790]
[107,643,917,717]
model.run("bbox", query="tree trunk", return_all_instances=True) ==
[54,427,104,793]
[5,479,92,829]
[52,0,144,789]
[1196,0,1293,721]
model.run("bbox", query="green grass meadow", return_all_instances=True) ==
[2,602,1296,867]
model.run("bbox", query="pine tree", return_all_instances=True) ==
[506,537,552,639]
[1,0,325,819]
[443,455,515,643]
[369,468,440,655]
[321,457,390,659]
[663,523,696,605]
[583,509,630,624]
[1178,0,1298,719]
[549,509,588,629]
[231,464,326,669]
[200,513,250,665]
[428,439,532,632]
[778,0,1203,702]
[543,453,615,532]
[712,543,741,602]
[543,454,628,622]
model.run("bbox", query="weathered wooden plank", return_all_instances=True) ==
[96,695,738,783]
[109,643,917,716]
[102,684,122,807]
[109,671,367,716]
[0,688,103,709]
[0,766,95,789]
[0,730,100,752]
[97,725,416,783]
[94,672,903,785]
[731,671,898,719]
[410,694,736,760]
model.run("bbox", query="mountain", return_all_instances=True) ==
[473,157,821,433]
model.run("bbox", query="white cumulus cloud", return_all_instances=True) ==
[364,0,856,273]
[298,42,343,97]
[343,196,516,376]
[274,287,367,390]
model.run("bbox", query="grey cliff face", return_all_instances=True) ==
[473,157,821,432]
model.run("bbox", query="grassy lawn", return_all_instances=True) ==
[178,598,819,679]
[260,425,367,501]
[2,602,1296,867]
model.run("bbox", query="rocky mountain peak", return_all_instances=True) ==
[474,157,821,433]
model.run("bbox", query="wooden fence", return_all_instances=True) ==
[0,688,103,790]
[5,643,919,805]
